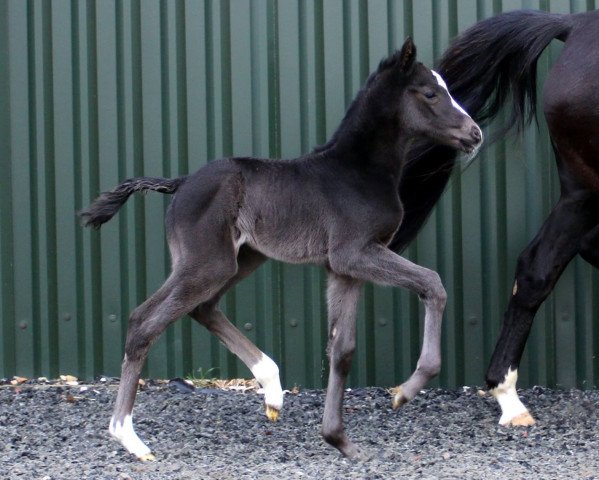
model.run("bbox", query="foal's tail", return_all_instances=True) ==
[438,9,573,132]
[79,176,187,229]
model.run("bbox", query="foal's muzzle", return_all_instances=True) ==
[458,122,483,154]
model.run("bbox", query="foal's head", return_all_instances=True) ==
[363,38,483,155]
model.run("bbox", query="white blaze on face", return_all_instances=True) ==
[251,353,284,411]
[490,368,529,425]
[431,70,470,117]
[431,69,483,167]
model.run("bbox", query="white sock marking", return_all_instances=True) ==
[491,368,529,425]
[251,354,284,410]
[109,414,152,458]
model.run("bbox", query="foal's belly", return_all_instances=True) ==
[240,222,330,266]
[237,211,329,265]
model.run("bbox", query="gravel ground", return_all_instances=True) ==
[1,378,598,480]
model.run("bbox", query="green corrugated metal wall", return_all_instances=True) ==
[1,0,598,389]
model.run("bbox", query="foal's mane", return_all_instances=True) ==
[312,50,407,155]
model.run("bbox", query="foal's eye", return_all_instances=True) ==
[424,90,437,99]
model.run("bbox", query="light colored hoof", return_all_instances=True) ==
[265,405,280,422]
[138,452,156,462]
[391,387,408,410]
[503,411,536,427]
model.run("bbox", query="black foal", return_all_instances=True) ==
[80,38,481,460]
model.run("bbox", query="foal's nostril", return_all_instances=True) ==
[471,126,482,143]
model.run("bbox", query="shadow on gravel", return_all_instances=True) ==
[1,380,598,479]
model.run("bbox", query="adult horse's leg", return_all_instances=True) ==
[579,222,599,269]
[486,191,599,426]
[189,247,284,420]
[330,244,446,408]
[320,273,363,459]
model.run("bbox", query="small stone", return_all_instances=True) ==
[11,376,28,385]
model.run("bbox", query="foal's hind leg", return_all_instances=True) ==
[189,247,284,420]
[110,259,237,460]
[486,193,599,426]
[321,273,363,459]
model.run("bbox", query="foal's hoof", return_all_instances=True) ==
[341,442,371,462]
[265,405,280,422]
[501,411,536,427]
[138,452,156,462]
[390,387,409,410]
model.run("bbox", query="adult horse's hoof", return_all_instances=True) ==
[265,405,280,422]
[501,411,536,427]
[138,453,156,462]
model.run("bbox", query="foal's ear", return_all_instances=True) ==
[398,37,417,73]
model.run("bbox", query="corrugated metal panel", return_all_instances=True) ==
[1,0,598,389]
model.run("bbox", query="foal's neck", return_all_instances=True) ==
[324,127,413,181]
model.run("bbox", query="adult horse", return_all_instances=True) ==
[392,9,599,426]
[80,38,481,461]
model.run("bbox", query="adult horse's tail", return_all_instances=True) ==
[79,176,187,229]
[439,9,572,131]
[391,10,573,253]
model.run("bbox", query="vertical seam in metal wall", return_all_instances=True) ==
[130,0,147,375]
[26,0,42,376]
[203,0,219,373]
[404,0,422,382]
[313,1,325,145]
[447,0,465,386]
[175,0,192,377]
[71,0,87,379]
[114,0,130,366]
[297,0,314,386]
[159,0,175,378]
[248,0,266,360]
[341,2,352,108]
[42,0,59,377]
[86,0,103,376]
[358,0,375,387]
[0,0,16,377]
[220,0,238,379]
[386,0,395,54]
[266,0,283,379]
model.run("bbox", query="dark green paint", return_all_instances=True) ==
[1,0,598,390]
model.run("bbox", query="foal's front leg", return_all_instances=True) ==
[321,273,364,459]
[331,243,447,408]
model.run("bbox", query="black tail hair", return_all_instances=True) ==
[79,176,187,229]
[438,9,572,132]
